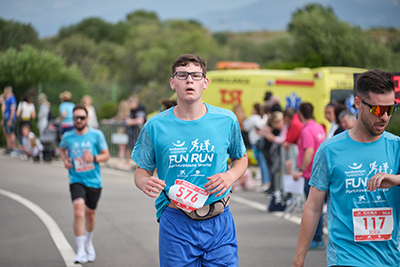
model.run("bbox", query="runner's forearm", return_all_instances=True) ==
[95,149,110,162]
[227,153,248,182]
[134,167,154,191]
[59,147,68,162]
[293,188,325,266]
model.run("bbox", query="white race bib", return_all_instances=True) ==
[353,207,393,242]
[168,179,209,212]
[74,157,95,173]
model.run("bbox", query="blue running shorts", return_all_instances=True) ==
[159,206,238,267]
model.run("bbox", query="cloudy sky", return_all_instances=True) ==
[0,0,399,38]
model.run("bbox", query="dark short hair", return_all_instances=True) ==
[73,104,88,116]
[21,94,31,103]
[172,54,207,75]
[264,92,272,101]
[334,104,347,124]
[283,107,297,119]
[356,69,394,100]
[299,103,314,120]
[325,102,335,108]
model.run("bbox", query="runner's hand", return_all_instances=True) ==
[82,150,93,162]
[140,176,166,198]
[367,172,400,191]
[63,158,73,169]
[205,172,235,197]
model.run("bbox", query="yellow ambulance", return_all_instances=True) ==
[204,64,367,128]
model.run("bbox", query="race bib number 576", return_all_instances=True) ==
[168,179,209,213]
[353,207,393,242]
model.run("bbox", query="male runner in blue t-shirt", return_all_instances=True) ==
[132,54,248,267]
[293,69,400,267]
[1,86,17,153]
[59,104,110,264]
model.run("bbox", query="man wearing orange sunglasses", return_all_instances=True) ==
[293,69,400,267]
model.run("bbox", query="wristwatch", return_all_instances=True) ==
[93,155,97,163]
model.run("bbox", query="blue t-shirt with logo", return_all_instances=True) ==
[310,131,400,267]
[59,128,108,188]
[131,103,246,221]
[3,95,17,121]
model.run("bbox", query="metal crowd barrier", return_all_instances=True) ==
[279,144,305,218]
[98,122,143,157]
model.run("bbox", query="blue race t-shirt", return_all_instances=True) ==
[131,103,246,221]
[59,128,108,188]
[310,130,400,267]
[3,95,17,121]
[59,102,75,127]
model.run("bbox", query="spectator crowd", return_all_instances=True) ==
[0,86,147,169]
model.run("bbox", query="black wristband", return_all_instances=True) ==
[299,168,304,172]
[93,155,97,163]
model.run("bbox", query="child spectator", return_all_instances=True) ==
[16,124,42,161]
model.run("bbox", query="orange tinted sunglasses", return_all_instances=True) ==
[356,96,397,117]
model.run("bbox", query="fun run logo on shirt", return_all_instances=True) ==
[71,141,93,157]
[169,139,215,169]
[345,161,391,195]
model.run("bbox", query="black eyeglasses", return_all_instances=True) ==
[356,96,398,117]
[173,71,205,81]
[73,116,87,121]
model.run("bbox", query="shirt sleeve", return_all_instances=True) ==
[131,126,156,171]
[309,147,330,191]
[59,136,67,149]
[98,131,108,152]
[228,119,246,160]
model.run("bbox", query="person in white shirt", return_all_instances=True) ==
[16,94,36,144]
[243,103,270,191]
[324,102,338,139]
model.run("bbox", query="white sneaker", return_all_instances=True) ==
[74,251,88,264]
[85,242,96,262]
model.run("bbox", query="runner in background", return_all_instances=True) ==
[132,54,247,267]
[293,69,400,267]
[59,104,110,264]
[58,91,75,135]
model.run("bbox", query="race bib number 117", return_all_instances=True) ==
[74,157,95,173]
[353,207,393,242]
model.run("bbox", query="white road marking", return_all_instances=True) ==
[0,188,80,267]
[231,195,328,235]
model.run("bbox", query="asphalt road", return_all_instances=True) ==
[0,153,326,267]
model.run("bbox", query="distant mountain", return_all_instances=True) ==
[329,0,400,29]
[0,0,398,38]
[199,0,400,32]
